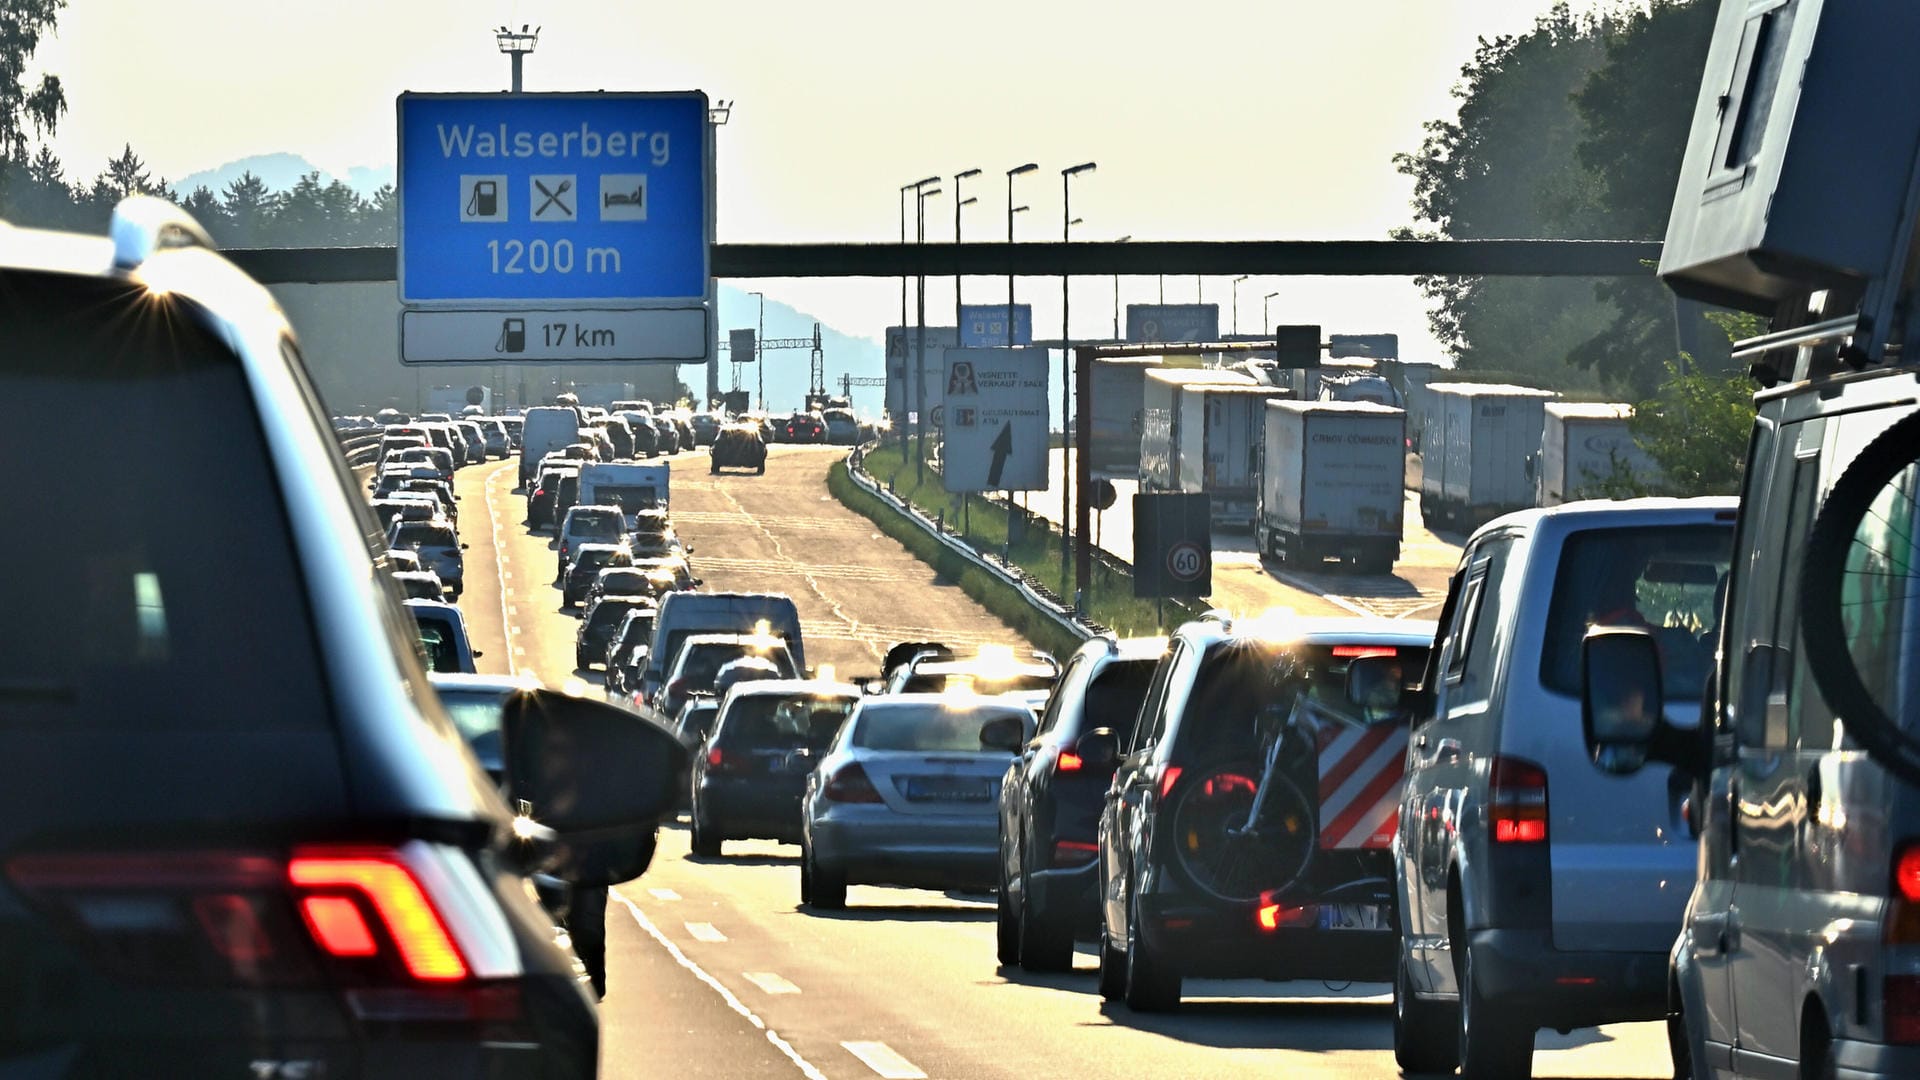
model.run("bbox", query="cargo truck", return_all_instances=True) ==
[1255,400,1406,573]
[1137,368,1254,494]
[1176,384,1287,530]
[1533,402,1657,505]
[1418,382,1556,531]
[1088,357,1164,479]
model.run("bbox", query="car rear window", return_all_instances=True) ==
[1540,524,1732,700]
[853,704,1026,753]
[717,694,857,750]
[395,523,456,547]
[0,271,328,731]
[1076,658,1158,737]
[569,510,624,536]
[1171,639,1432,759]
[903,670,1055,695]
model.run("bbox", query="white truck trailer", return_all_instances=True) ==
[1534,402,1657,505]
[1176,384,1287,530]
[1255,400,1407,573]
[1137,368,1254,493]
[1088,356,1165,480]
[1418,382,1557,531]
[577,462,670,523]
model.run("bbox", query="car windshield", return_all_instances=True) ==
[852,703,1025,753]
[436,690,507,743]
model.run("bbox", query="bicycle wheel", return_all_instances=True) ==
[1800,409,1920,787]
[1166,762,1316,904]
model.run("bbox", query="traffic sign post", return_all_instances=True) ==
[396,91,714,364]
[938,348,1048,493]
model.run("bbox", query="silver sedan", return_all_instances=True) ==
[800,694,1032,909]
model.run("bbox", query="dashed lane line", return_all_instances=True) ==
[742,971,801,995]
[612,892,828,1080]
[647,887,681,901]
[685,921,728,943]
[841,1040,927,1080]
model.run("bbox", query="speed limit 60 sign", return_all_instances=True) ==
[1133,493,1212,598]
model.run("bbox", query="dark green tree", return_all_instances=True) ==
[0,0,67,212]
[219,171,273,246]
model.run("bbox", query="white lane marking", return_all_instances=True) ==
[506,604,517,617]
[612,892,827,1080]
[485,462,517,677]
[684,921,728,942]
[647,887,681,901]
[1265,567,1375,618]
[841,1040,927,1080]
[742,971,801,995]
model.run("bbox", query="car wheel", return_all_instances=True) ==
[995,847,1021,967]
[1458,937,1532,1079]
[1123,888,1180,1012]
[1017,856,1072,972]
[689,814,722,858]
[1096,917,1127,1001]
[756,461,766,475]
[1393,952,1460,1073]
[806,845,846,910]
[798,840,813,904]
[710,462,720,475]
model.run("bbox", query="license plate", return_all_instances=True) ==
[902,777,992,802]
[1316,904,1388,931]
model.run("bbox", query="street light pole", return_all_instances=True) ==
[1114,235,1132,339]
[953,168,980,340]
[494,25,539,92]
[1232,275,1249,335]
[1060,161,1096,594]
[913,180,942,483]
[900,176,938,439]
[1264,290,1279,332]
[750,290,765,411]
[1005,164,1037,351]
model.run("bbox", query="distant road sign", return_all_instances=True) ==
[884,326,958,421]
[1133,493,1212,598]
[958,304,1033,347]
[1125,304,1219,345]
[398,91,711,305]
[1166,540,1205,583]
[729,328,756,363]
[400,308,707,363]
[939,348,1049,493]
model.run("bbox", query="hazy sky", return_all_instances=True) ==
[30,0,1613,360]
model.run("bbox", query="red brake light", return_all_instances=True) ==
[1051,840,1099,867]
[823,762,883,803]
[1890,975,1920,1043]
[1056,751,1084,773]
[1332,645,1398,658]
[1897,846,1920,902]
[288,848,468,981]
[299,895,378,957]
[707,747,725,768]
[1157,765,1183,800]
[1490,756,1549,844]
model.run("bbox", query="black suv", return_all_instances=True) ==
[711,424,767,474]
[996,636,1161,971]
[1096,614,1433,1011]
[0,198,682,1074]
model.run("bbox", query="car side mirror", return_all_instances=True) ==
[1344,654,1409,713]
[461,543,471,550]
[979,715,1026,753]
[502,688,688,886]
[473,650,484,659]
[1581,629,1670,775]
[1074,727,1120,771]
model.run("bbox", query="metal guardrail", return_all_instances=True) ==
[844,441,1108,644]
[335,424,383,469]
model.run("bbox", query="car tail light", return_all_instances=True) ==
[706,747,745,775]
[823,763,883,803]
[1056,750,1084,773]
[1051,840,1099,867]
[1256,901,1318,931]
[1156,765,1183,801]
[1890,975,1920,1043]
[1885,845,1920,945]
[3,843,517,1011]
[1490,756,1549,844]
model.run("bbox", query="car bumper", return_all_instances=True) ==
[1465,927,1669,1029]
[1136,893,1396,981]
[1831,1037,1920,1079]
[809,811,998,889]
[699,778,805,843]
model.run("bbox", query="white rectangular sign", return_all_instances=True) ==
[884,326,958,422]
[400,308,708,364]
[940,347,1050,493]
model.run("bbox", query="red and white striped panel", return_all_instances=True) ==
[1314,722,1409,850]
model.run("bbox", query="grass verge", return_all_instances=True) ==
[838,442,1201,640]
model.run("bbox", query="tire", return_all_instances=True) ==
[1458,937,1533,1079]
[575,649,589,672]
[995,852,1021,967]
[1394,953,1460,1074]
[756,461,767,475]
[1798,409,1920,786]
[710,462,720,475]
[1096,915,1127,1002]
[1017,860,1073,973]
[798,841,814,904]
[807,846,846,910]
[689,814,722,858]
[1123,889,1180,1012]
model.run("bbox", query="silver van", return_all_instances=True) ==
[1393,497,1735,1077]
[640,592,806,704]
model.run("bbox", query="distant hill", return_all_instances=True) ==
[175,153,395,198]
[716,286,885,416]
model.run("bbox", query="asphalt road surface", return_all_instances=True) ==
[430,442,1678,1079]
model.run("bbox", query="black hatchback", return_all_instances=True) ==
[689,681,859,855]
[996,636,1162,971]
[0,199,682,1075]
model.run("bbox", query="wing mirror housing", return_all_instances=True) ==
[1073,727,1120,772]
[1580,628,1703,777]
[502,688,688,886]
[1344,654,1411,713]
[978,715,1026,753]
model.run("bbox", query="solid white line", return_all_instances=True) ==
[684,921,728,942]
[485,463,517,677]
[841,1040,927,1080]
[742,971,801,995]
[647,887,681,902]
[612,893,827,1080]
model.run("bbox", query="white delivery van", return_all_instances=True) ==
[519,405,585,488]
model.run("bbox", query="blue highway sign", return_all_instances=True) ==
[958,303,1033,347]
[397,91,712,305]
